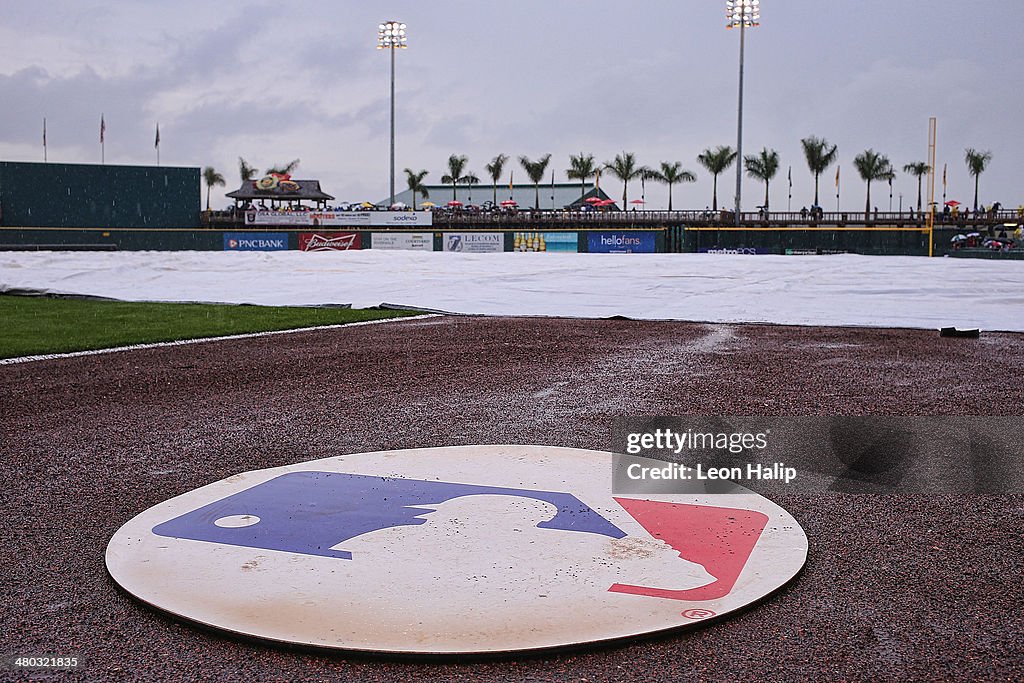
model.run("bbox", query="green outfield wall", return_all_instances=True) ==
[0,161,200,229]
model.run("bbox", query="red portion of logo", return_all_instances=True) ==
[609,498,769,601]
[299,232,361,251]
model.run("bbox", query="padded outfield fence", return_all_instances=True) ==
[0,224,1011,257]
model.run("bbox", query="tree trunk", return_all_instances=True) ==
[974,175,980,211]
[865,180,872,217]
[206,185,211,211]
[535,184,540,209]
[712,175,718,211]
[814,173,820,206]
[668,183,674,212]
[764,180,770,210]
[916,177,922,212]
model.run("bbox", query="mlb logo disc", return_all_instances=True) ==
[105,445,807,654]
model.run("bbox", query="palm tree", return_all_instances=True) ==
[696,146,737,211]
[202,166,225,211]
[441,154,469,201]
[238,157,259,183]
[265,158,300,175]
[800,136,838,206]
[485,154,508,206]
[519,154,552,209]
[964,148,993,211]
[566,153,598,201]
[744,147,780,210]
[460,173,480,203]
[646,162,696,211]
[853,149,895,216]
[404,168,429,209]
[902,161,930,212]
[604,152,650,210]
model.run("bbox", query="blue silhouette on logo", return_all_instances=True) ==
[152,472,625,559]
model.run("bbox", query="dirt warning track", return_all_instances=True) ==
[2,316,1022,681]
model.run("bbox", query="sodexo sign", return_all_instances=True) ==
[106,445,807,655]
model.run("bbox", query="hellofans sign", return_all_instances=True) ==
[298,232,362,251]
[106,445,806,655]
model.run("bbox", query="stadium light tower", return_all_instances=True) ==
[378,20,407,207]
[727,0,759,224]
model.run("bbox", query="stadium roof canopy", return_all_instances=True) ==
[227,180,335,204]
[384,183,618,210]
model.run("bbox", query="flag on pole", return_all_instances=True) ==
[942,163,947,188]
[595,169,601,191]
[100,115,106,143]
[155,123,160,149]
[508,169,513,190]
[787,166,791,188]
[835,165,840,189]
[43,118,47,161]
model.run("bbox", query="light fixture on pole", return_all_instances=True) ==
[726,0,759,225]
[378,20,407,207]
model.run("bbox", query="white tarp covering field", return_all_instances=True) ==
[1,250,1021,331]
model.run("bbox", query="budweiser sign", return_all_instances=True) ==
[299,232,362,251]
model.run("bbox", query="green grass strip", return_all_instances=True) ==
[0,295,423,359]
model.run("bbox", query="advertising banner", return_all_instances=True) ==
[370,232,434,251]
[588,232,657,253]
[699,247,771,255]
[443,233,503,253]
[298,232,361,251]
[513,232,578,253]
[244,210,431,227]
[223,232,289,251]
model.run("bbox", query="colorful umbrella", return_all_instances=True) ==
[584,196,604,204]
[500,200,518,207]
[421,201,435,207]
[447,200,464,207]
[944,200,961,207]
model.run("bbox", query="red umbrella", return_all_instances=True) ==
[447,200,464,207]
[500,200,518,207]
[584,197,604,204]
[944,200,961,207]
[630,199,646,205]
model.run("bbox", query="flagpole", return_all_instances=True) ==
[835,166,840,213]
[787,165,792,212]
[100,114,105,165]
[43,117,47,162]
[155,123,160,166]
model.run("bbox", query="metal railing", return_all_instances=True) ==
[199,208,1022,230]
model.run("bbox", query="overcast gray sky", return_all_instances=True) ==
[1,1,1021,211]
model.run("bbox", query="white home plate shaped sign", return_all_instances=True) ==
[106,445,808,654]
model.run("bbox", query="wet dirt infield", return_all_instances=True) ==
[2,316,1022,681]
